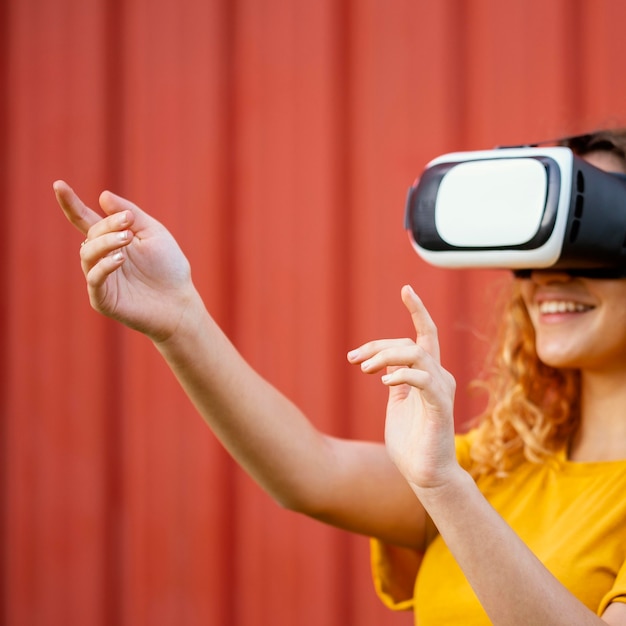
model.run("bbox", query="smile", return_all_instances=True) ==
[538,301,595,314]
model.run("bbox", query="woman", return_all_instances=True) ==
[55,129,626,624]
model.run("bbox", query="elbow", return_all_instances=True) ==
[273,488,327,517]
[270,477,337,522]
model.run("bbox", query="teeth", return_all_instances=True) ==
[538,301,593,314]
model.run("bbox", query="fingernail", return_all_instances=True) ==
[119,230,128,242]
[347,349,360,361]
[112,251,124,263]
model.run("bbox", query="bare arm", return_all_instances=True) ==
[417,474,626,625]
[354,285,626,624]
[153,290,429,546]
[54,181,430,549]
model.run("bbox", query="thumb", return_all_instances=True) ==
[99,190,153,232]
[99,190,138,216]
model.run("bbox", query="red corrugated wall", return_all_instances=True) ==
[3,1,626,624]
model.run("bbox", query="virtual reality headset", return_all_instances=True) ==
[405,145,626,277]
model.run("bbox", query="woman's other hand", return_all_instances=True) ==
[348,285,459,492]
[55,180,195,343]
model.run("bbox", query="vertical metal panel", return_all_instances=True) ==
[3,1,626,625]
[4,0,122,624]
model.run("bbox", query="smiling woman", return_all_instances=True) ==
[365,129,626,624]
[468,133,626,478]
[56,127,626,626]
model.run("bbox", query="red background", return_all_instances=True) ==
[3,1,626,624]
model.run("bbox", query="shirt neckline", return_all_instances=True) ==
[555,445,626,472]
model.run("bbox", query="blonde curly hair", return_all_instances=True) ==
[467,128,626,478]
[469,281,580,478]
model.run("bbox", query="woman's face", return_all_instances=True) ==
[520,273,626,373]
[519,149,626,374]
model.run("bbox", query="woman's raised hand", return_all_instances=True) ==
[348,285,458,492]
[55,181,196,342]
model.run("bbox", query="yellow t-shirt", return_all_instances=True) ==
[371,432,626,624]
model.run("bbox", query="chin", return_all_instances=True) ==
[536,349,581,370]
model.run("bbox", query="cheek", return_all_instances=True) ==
[518,289,538,329]
[518,283,534,314]
[595,312,626,357]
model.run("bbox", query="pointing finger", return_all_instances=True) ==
[54,180,101,236]
[401,285,440,362]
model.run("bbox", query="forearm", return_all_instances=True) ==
[153,289,428,546]
[153,290,331,506]
[416,471,605,626]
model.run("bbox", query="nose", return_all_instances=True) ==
[528,270,574,285]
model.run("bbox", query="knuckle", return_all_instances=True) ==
[420,371,433,387]
[414,344,427,360]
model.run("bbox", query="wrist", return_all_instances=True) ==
[410,465,474,511]
[151,287,208,348]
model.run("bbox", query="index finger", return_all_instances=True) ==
[53,180,101,236]
[401,285,441,362]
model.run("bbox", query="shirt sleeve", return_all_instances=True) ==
[598,558,626,615]
[370,540,422,610]
[369,433,475,610]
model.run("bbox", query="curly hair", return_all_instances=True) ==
[468,281,580,478]
[467,128,626,478]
